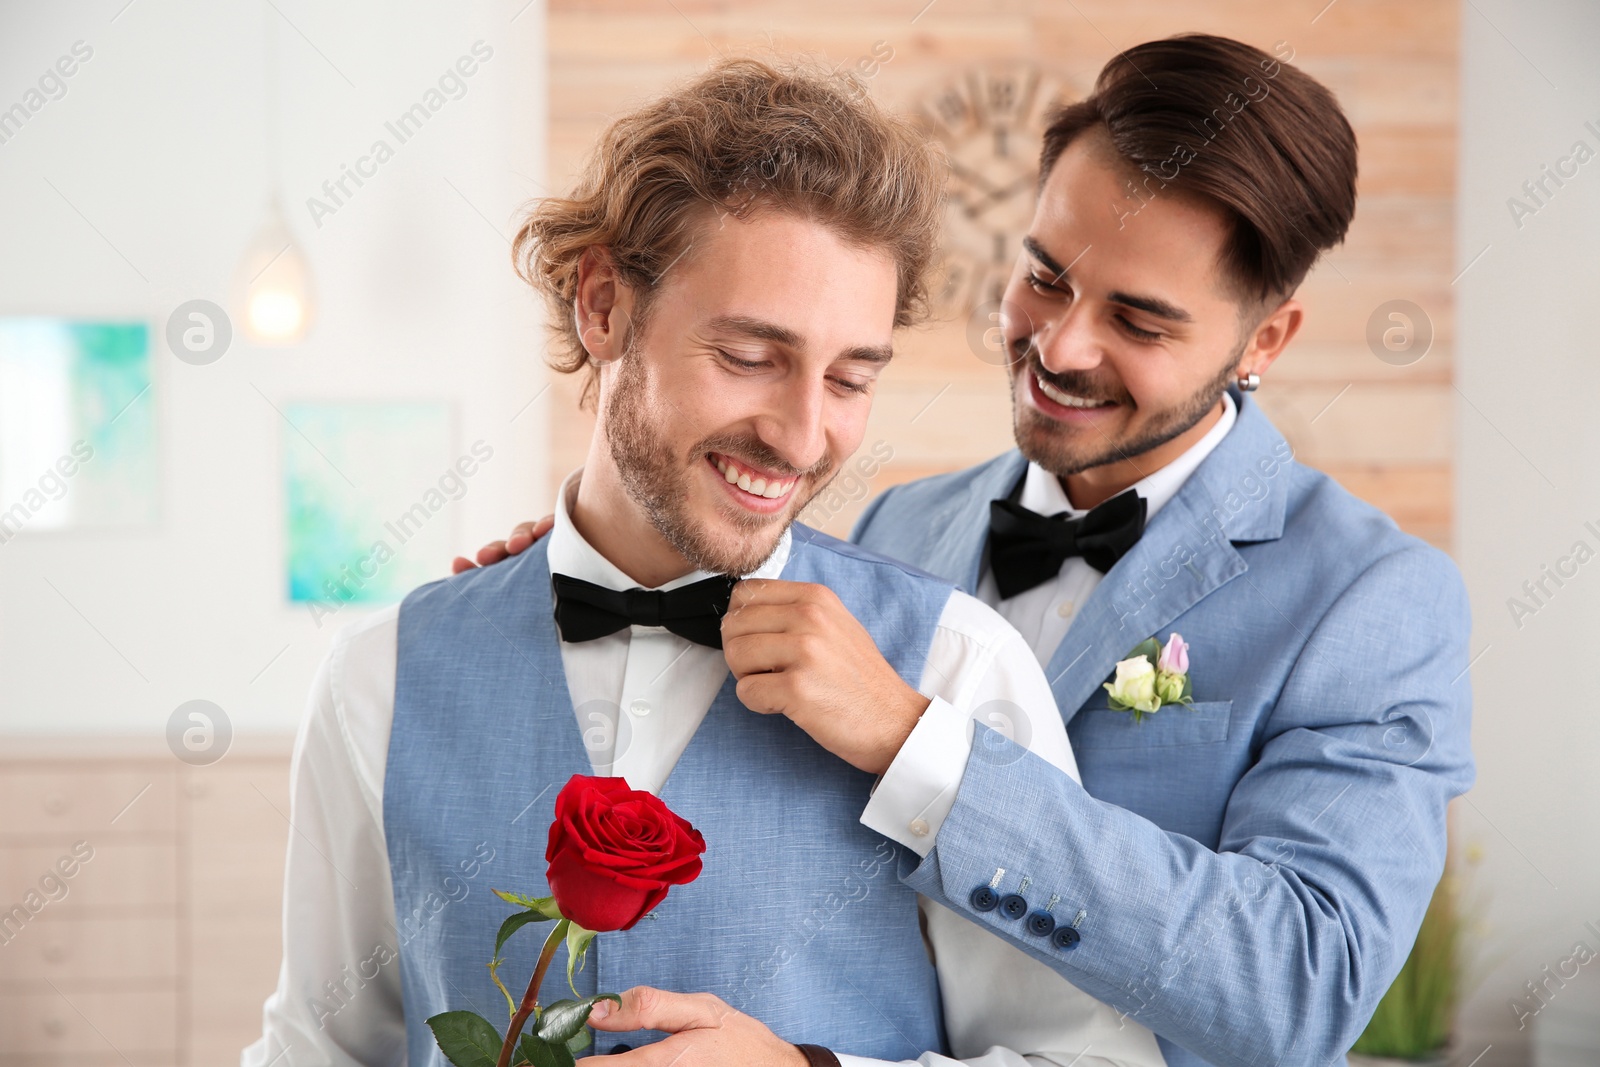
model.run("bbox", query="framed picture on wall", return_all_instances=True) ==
[0,316,158,541]
[281,400,455,613]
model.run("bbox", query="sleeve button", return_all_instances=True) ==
[969,885,1000,911]
[998,893,1028,920]
[1026,911,1057,937]
[909,818,929,837]
[1051,925,1081,950]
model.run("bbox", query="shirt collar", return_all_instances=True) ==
[1019,390,1237,519]
[546,467,791,592]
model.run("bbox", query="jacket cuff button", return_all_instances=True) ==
[1051,924,1081,950]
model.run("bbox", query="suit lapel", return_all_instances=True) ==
[1041,489,1250,723]
[920,452,1028,595]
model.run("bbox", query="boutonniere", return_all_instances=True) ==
[1103,632,1194,723]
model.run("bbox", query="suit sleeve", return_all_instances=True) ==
[897,544,1477,1067]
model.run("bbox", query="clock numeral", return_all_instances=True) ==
[986,77,1019,117]
[935,88,970,126]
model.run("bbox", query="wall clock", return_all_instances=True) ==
[913,64,1080,322]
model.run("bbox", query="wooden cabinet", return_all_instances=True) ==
[0,739,291,1067]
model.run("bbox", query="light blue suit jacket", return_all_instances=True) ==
[852,384,1476,1067]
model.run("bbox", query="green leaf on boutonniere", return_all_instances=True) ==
[565,923,597,995]
[537,993,622,1044]
[565,1027,592,1054]
[1179,673,1194,703]
[492,889,564,918]
[1128,637,1161,667]
[426,1010,503,1067]
[514,1032,577,1067]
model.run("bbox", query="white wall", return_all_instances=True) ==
[1455,1,1600,1062]
[0,0,548,735]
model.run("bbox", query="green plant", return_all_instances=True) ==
[1350,864,1465,1059]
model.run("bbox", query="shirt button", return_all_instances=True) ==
[1056,600,1076,618]
[629,698,651,717]
[909,818,929,837]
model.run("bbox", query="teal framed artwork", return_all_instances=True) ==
[0,317,157,540]
[282,401,453,607]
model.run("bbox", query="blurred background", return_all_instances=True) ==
[0,1,1595,1064]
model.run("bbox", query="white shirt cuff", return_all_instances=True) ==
[860,696,972,856]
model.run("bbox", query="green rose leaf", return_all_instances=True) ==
[515,1033,576,1067]
[426,1010,504,1067]
[565,923,597,995]
[494,908,556,958]
[1179,673,1193,702]
[492,890,564,919]
[565,1027,592,1054]
[1128,637,1161,667]
[536,993,622,1045]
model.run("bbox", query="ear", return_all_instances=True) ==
[1236,296,1303,381]
[574,247,635,364]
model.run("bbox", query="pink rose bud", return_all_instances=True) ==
[1157,633,1189,674]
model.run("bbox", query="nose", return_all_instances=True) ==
[752,374,828,474]
[1032,300,1105,377]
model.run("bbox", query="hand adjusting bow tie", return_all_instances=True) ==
[987,487,1147,599]
[551,572,739,649]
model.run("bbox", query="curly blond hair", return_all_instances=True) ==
[512,56,946,409]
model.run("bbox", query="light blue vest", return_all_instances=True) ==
[386,527,952,1062]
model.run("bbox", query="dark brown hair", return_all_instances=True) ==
[1040,34,1358,302]
[513,57,947,409]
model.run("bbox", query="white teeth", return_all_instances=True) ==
[713,454,792,500]
[1036,373,1110,409]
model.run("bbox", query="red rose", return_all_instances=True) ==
[544,774,706,932]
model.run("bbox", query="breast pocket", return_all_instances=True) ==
[1068,699,1233,750]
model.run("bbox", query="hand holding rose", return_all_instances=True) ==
[426,775,706,1067]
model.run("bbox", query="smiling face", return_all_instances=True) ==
[580,208,899,581]
[1002,126,1296,495]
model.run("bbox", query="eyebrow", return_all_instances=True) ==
[706,314,894,365]
[1021,236,1195,324]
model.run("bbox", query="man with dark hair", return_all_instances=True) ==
[472,34,1475,1067]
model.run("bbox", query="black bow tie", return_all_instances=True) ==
[987,486,1147,599]
[550,572,738,649]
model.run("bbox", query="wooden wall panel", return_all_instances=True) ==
[542,0,1459,553]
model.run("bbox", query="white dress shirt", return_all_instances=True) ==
[242,470,1165,1067]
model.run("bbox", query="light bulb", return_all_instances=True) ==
[234,199,315,345]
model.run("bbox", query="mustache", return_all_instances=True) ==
[699,434,833,482]
[1013,343,1129,406]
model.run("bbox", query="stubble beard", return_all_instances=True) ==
[1008,337,1242,478]
[603,338,835,576]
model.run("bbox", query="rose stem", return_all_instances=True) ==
[495,919,569,1067]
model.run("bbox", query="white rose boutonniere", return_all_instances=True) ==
[1103,632,1195,723]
